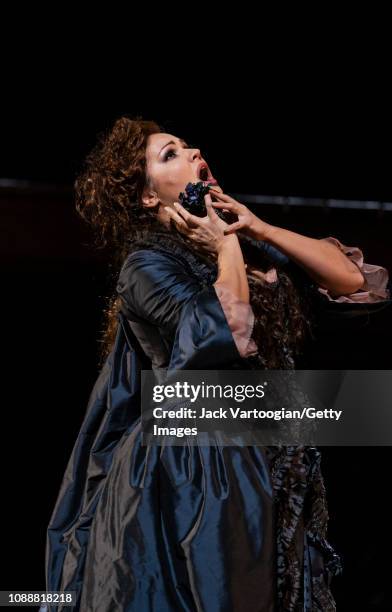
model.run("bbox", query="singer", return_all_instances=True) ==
[41,117,390,611]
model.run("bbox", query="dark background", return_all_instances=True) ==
[1,65,392,610]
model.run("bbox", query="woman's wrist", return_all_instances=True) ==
[215,234,249,302]
[253,219,278,243]
[216,232,239,254]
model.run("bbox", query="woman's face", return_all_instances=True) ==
[142,132,223,219]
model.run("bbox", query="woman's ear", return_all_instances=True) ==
[141,186,160,209]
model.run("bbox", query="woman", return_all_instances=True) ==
[41,117,390,612]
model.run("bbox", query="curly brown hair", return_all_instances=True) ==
[75,116,315,369]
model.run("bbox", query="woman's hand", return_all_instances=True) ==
[208,188,274,242]
[163,193,234,257]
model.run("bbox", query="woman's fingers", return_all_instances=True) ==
[164,206,191,233]
[205,194,214,221]
[204,193,222,222]
[211,200,236,210]
[164,206,185,226]
[173,202,199,228]
[209,189,236,204]
[223,221,245,235]
[209,190,240,211]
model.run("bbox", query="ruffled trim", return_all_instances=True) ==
[267,445,342,611]
[318,236,390,303]
[213,281,259,358]
[125,228,218,288]
[270,445,308,610]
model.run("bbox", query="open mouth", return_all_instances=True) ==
[198,165,210,181]
[199,167,209,181]
[198,163,218,185]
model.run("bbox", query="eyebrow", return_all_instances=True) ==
[159,138,188,156]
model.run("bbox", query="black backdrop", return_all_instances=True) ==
[2,83,392,611]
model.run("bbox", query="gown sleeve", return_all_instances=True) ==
[213,281,259,358]
[116,249,258,369]
[277,237,392,347]
[316,236,390,303]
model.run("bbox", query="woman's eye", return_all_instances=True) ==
[164,149,177,161]
[164,144,193,161]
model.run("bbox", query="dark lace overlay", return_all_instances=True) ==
[124,228,343,611]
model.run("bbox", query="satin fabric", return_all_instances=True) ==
[42,249,279,612]
[41,245,390,612]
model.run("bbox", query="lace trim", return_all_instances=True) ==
[267,446,343,611]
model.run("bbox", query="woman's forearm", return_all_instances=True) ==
[259,224,365,296]
[214,234,249,302]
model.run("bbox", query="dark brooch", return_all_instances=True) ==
[178,181,235,223]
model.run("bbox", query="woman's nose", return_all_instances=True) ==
[191,148,202,160]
